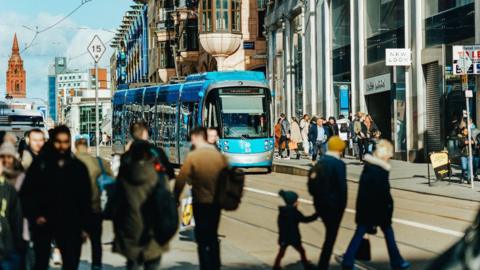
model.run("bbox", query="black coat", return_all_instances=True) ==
[0,178,23,258]
[355,155,394,227]
[278,206,317,246]
[312,155,347,216]
[20,150,92,234]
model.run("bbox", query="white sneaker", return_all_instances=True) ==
[283,157,291,160]
[52,248,62,266]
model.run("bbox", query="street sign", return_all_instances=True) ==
[466,90,473,98]
[87,35,106,63]
[458,56,473,75]
[452,45,480,75]
[386,48,411,66]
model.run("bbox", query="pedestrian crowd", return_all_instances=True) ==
[274,112,381,163]
[0,116,409,270]
[0,122,243,270]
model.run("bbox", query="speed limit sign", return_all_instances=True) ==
[87,35,106,63]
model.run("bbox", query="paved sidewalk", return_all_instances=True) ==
[273,156,480,202]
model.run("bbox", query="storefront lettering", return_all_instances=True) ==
[365,73,391,95]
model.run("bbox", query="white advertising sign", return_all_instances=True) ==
[386,49,411,66]
[452,45,480,75]
[365,73,391,95]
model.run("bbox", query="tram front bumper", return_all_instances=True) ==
[224,151,273,167]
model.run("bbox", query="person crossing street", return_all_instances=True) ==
[308,136,347,270]
[174,127,228,270]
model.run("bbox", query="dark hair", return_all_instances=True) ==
[75,138,88,148]
[52,125,71,140]
[130,121,148,139]
[189,127,207,141]
[208,127,219,134]
[280,113,286,118]
[339,115,345,120]
[328,116,336,123]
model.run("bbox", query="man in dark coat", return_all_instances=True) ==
[20,125,92,270]
[341,140,410,270]
[309,136,347,270]
[274,190,317,270]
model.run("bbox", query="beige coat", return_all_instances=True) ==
[75,153,113,213]
[290,121,303,143]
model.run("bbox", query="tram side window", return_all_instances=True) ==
[180,102,198,140]
[168,102,178,142]
[155,104,165,145]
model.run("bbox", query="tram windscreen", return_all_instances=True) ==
[219,89,269,138]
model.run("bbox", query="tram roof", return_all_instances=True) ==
[185,71,266,83]
[113,71,267,104]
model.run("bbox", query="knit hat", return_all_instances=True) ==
[279,190,298,206]
[0,142,19,159]
[328,136,346,153]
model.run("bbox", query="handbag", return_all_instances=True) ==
[288,141,298,150]
[355,237,371,261]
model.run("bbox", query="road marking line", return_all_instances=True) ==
[244,187,465,238]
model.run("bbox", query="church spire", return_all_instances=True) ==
[12,33,19,54]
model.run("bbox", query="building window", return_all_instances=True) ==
[182,19,199,51]
[257,0,265,38]
[159,41,175,69]
[232,0,241,32]
[201,0,212,32]
[215,0,229,31]
[365,0,404,63]
[200,0,241,33]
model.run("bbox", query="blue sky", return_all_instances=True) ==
[0,0,132,101]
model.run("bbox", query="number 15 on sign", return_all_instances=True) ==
[87,35,106,63]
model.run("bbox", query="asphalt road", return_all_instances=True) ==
[76,170,479,270]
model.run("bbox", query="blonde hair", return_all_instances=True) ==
[374,139,394,160]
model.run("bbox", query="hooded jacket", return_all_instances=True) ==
[355,154,394,227]
[113,141,169,261]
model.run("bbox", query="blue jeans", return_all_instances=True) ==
[312,141,326,161]
[342,225,405,269]
[461,156,479,179]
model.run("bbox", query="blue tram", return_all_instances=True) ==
[112,71,274,171]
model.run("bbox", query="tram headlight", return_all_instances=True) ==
[223,141,229,146]
[223,146,229,152]
[264,140,269,146]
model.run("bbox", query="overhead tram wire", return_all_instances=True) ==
[21,0,94,53]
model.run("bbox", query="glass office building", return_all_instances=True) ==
[267,0,480,161]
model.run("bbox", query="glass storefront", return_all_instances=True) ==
[332,0,351,117]
[293,16,303,117]
[425,2,474,47]
[365,0,404,64]
[364,0,406,156]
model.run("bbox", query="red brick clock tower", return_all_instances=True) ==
[6,33,26,98]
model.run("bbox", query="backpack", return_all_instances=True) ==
[307,159,332,212]
[215,166,245,211]
[145,177,179,246]
[96,157,116,213]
